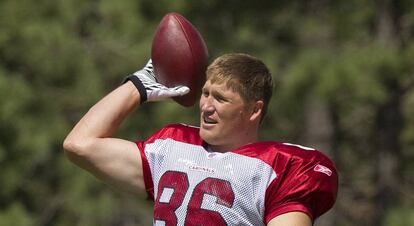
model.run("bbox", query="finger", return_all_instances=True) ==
[172,86,190,96]
[163,86,190,97]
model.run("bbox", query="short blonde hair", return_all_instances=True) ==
[207,53,273,120]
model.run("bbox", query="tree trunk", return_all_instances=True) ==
[373,79,403,226]
[302,96,338,226]
[374,0,403,225]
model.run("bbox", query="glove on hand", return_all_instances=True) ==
[124,60,189,103]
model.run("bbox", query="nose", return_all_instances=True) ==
[200,95,214,112]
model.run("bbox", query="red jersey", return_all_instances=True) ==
[136,124,338,225]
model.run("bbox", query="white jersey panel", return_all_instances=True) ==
[145,138,277,226]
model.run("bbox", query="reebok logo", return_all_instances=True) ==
[314,164,332,176]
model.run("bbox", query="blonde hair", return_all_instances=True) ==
[206,53,273,120]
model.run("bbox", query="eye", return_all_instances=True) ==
[202,90,209,97]
[215,94,226,103]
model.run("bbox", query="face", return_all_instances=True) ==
[199,80,255,152]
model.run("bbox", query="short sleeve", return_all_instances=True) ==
[264,151,338,223]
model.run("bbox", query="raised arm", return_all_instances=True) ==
[63,80,145,194]
[63,60,189,194]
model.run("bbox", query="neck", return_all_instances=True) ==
[210,130,258,153]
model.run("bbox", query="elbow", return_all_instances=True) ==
[63,134,96,170]
[63,136,76,154]
[63,135,88,160]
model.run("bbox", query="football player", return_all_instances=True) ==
[64,53,338,226]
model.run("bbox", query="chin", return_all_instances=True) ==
[199,129,209,141]
[199,129,217,145]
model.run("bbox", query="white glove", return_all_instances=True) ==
[124,59,189,103]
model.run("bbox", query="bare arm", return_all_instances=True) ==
[63,59,189,195]
[267,212,312,226]
[63,81,146,194]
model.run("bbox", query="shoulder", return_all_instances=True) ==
[237,141,335,172]
[145,123,202,145]
[277,142,335,169]
[154,123,200,137]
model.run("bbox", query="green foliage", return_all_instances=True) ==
[1,0,413,225]
[0,203,33,226]
[385,208,414,226]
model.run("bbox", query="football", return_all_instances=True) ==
[151,12,209,107]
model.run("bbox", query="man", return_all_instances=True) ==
[63,53,338,225]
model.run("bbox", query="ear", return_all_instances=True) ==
[249,100,264,122]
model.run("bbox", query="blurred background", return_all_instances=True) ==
[0,0,413,225]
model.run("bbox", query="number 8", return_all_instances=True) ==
[154,171,235,225]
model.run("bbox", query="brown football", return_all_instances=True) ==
[151,12,209,107]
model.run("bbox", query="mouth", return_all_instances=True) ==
[202,115,218,125]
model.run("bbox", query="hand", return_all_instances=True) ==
[124,60,190,103]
